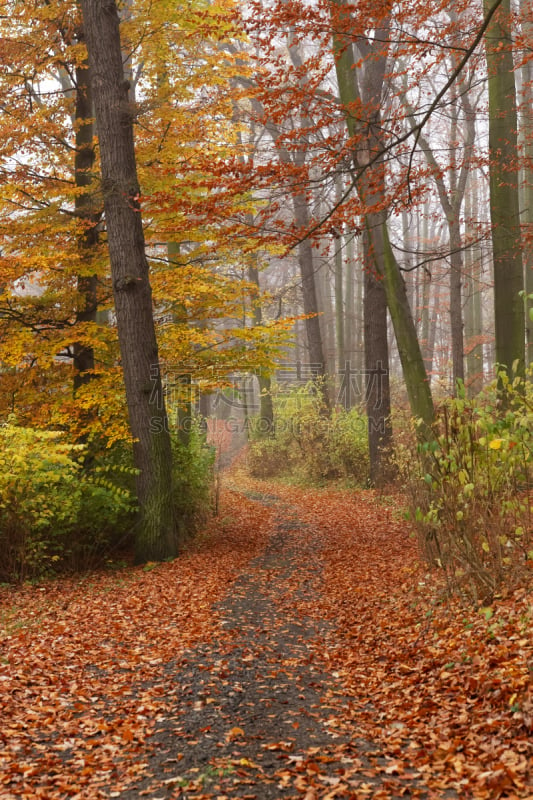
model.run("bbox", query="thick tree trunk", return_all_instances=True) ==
[80,0,180,562]
[484,0,525,379]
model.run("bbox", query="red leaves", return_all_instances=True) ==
[251,480,532,798]
[2,476,532,798]
[0,491,274,799]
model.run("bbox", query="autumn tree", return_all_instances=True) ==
[79,0,179,560]
[0,0,291,557]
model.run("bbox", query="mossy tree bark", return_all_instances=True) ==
[80,0,181,562]
[484,0,525,379]
[331,0,434,442]
[519,0,533,368]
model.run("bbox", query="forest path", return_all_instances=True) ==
[1,478,530,800]
[118,485,454,800]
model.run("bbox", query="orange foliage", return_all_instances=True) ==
[0,0,290,443]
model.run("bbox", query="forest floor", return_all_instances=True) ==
[0,469,532,800]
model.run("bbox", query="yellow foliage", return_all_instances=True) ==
[0,0,289,444]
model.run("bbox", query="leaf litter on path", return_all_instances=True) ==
[0,478,531,799]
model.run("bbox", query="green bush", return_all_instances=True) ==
[0,424,136,581]
[248,385,369,484]
[171,423,216,530]
[399,376,533,602]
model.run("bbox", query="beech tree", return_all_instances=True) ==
[79,0,180,561]
[330,0,434,440]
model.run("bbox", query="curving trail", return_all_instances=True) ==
[0,479,531,800]
[121,493,406,799]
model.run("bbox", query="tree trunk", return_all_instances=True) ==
[420,260,434,376]
[331,0,434,438]
[73,52,98,390]
[449,215,465,388]
[80,0,180,562]
[166,241,192,448]
[484,0,525,379]
[403,78,476,392]
[371,219,434,431]
[292,191,330,408]
[334,177,345,386]
[334,233,345,378]
[520,0,533,368]
[363,231,392,484]
[464,176,484,394]
[315,246,336,382]
[248,253,275,435]
[343,232,364,407]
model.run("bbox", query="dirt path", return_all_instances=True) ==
[2,481,530,800]
[117,490,448,800]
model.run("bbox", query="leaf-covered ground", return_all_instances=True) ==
[0,477,531,799]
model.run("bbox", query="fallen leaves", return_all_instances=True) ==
[1,474,532,799]
[241,477,532,799]
[0,491,273,799]
[226,726,245,742]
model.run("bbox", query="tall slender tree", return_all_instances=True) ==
[484,0,526,379]
[519,0,533,367]
[331,0,434,445]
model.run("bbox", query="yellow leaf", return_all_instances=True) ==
[489,438,503,450]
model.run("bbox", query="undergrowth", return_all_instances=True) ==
[247,384,369,485]
[0,424,137,581]
[0,420,215,582]
[397,375,533,603]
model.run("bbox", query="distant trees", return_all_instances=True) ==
[236,0,532,479]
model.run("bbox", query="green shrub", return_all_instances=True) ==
[171,423,216,530]
[399,376,533,602]
[0,424,136,581]
[248,385,369,484]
